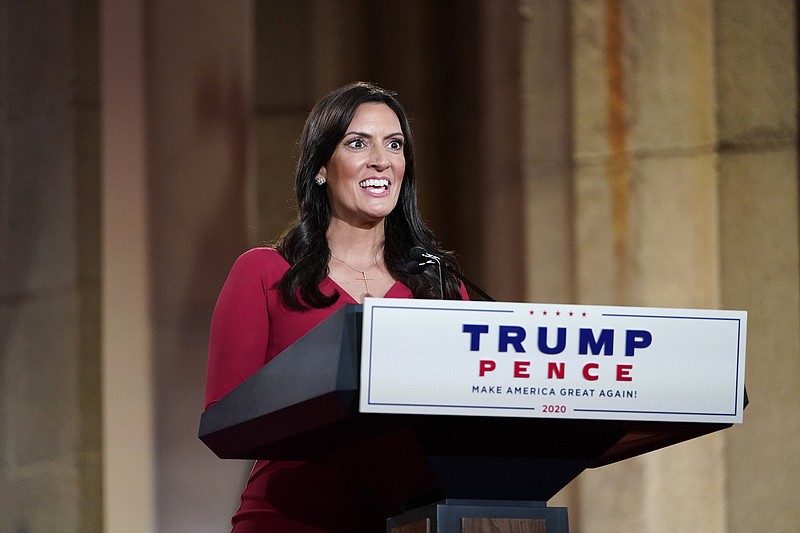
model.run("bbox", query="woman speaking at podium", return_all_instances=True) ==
[204,82,467,532]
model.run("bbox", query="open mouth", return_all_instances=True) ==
[359,178,389,191]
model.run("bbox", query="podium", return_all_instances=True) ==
[199,301,746,532]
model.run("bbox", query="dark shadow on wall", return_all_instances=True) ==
[150,57,253,527]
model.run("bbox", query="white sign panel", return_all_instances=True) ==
[359,298,747,423]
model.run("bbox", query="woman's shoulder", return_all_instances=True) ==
[236,246,286,262]
[229,247,290,279]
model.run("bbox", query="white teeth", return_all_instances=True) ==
[359,178,389,189]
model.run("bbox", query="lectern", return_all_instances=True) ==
[199,300,747,532]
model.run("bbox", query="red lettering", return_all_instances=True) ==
[582,362,599,381]
[479,360,496,376]
[616,364,633,381]
[514,361,531,378]
[547,362,565,379]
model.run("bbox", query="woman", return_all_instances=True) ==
[205,82,466,532]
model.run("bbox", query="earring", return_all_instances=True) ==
[315,175,326,186]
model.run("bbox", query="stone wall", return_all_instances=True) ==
[568,0,726,528]
[0,1,102,532]
[524,1,799,531]
[145,1,255,531]
[717,1,800,531]
[0,1,797,532]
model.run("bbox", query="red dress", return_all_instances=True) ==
[205,248,453,532]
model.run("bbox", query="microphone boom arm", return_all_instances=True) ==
[408,247,496,302]
[443,264,495,302]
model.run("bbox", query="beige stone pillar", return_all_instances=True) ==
[0,1,102,531]
[566,1,726,531]
[101,0,155,530]
[522,0,575,304]
[716,1,800,532]
[523,1,800,532]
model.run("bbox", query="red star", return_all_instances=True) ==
[542,310,548,316]
[569,311,574,317]
[582,312,587,317]
[529,310,534,315]
[556,311,561,316]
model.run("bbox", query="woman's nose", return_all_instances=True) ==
[367,146,390,171]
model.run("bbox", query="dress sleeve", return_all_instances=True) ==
[204,250,271,409]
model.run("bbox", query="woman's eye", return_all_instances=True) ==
[387,139,403,150]
[346,139,366,149]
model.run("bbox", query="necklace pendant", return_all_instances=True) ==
[331,255,375,297]
[355,270,373,282]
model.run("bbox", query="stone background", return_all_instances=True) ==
[0,0,797,531]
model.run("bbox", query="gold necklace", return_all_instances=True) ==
[330,255,374,296]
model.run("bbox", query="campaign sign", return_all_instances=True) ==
[359,298,747,424]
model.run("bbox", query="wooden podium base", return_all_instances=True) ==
[387,500,569,533]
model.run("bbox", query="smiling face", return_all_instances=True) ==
[318,103,406,228]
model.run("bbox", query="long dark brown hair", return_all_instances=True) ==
[275,81,462,310]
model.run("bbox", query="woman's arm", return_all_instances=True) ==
[204,250,271,409]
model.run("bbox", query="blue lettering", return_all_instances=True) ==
[463,324,489,351]
[625,329,652,356]
[499,325,526,353]
[578,328,614,355]
[538,327,567,355]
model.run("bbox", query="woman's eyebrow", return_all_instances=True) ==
[343,130,404,138]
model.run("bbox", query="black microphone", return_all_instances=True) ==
[409,246,427,261]
[405,259,428,275]
[407,247,444,298]
[406,247,438,273]
[406,247,496,302]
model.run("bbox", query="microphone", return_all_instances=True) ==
[409,246,428,262]
[408,246,444,298]
[406,247,496,302]
[405,259,428,275]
